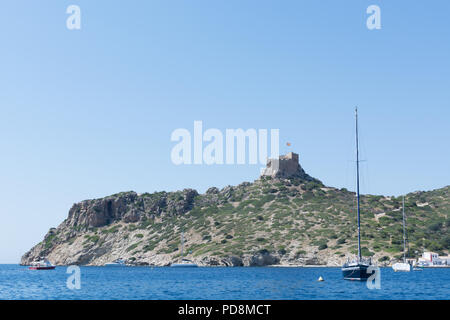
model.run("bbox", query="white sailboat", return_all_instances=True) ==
[392,196,412,272]
[170,232,198,268]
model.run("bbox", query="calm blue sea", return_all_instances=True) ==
[0,265,449,300]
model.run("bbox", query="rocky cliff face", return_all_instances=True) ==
[21,189,200,265]
[21,155,449,267]
[65,188,198,229]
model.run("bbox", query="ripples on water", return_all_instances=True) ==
[0,265,449,300]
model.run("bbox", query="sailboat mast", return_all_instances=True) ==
[181,231,184,258]
[355,107,362,261]
[402,196,406,263]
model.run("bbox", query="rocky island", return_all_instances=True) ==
[21,153,449,267]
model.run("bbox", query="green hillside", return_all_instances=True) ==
[21,174,449,266]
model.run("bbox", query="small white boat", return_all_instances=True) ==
[104,259,126,267]
[392,262,412,272]
[170,232,198,268]
[171,259,198,268]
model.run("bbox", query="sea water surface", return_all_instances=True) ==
[0,264,449,300]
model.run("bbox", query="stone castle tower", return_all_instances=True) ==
[261,152,314,181]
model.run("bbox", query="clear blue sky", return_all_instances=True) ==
[0,1,449,263]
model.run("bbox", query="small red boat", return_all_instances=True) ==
[28,259,55,270]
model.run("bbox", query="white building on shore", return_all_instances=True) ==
[418,252,450,266]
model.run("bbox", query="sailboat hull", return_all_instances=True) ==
[342,264,372,281]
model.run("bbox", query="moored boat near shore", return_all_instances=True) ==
[392,196,412,272]
[104,259,126,267]
[28,259,55,270]
[171,232,198,268]
[341,108,375,281]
